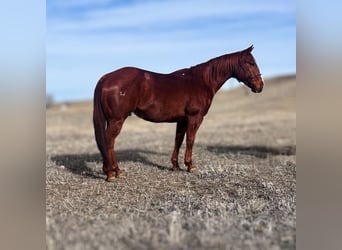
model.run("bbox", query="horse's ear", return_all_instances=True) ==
[241,45,254,55]
[240,45,254,57]
[245,45,254,53]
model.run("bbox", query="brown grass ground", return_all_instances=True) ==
[46,75,296,250]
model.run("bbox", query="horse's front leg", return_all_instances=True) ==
[184,115,203,172]
[171,120,187,171]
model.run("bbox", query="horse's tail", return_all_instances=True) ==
[93,80,106,159]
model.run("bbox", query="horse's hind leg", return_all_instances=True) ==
[105,118,125,181]
[171,120,187,171]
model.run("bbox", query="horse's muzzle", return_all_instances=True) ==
[252,83,263,93]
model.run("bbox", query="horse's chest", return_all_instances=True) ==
[186,97,211,116]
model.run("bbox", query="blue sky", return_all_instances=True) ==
[47,0,296,102]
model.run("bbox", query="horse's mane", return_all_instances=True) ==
[189,52,240,85]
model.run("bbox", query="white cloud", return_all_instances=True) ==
[48,0,294,32]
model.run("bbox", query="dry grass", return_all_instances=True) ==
[46,75,296,249]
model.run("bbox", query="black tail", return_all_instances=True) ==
[93,81,106,160]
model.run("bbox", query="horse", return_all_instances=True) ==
[93,45,263,182]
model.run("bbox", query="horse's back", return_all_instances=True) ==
[99,67,143,84]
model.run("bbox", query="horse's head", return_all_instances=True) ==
[234,45,264,93]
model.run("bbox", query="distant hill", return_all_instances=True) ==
[211,74,296,114]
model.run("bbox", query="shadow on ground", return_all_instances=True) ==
[50,149,170,179]
[206,144,296,159]
[50,145,296,179]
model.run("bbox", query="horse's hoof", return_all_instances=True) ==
[172,167,181,171]
[106,176,116,182]
[116,171,126,178]
[188,167,196,173]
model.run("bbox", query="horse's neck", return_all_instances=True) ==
[194,54,238,94]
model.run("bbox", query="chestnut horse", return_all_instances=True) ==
[93,46,263,181]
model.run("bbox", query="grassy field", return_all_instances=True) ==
[46,75,296,249]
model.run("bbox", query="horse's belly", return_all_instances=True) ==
[134,105,185,123]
